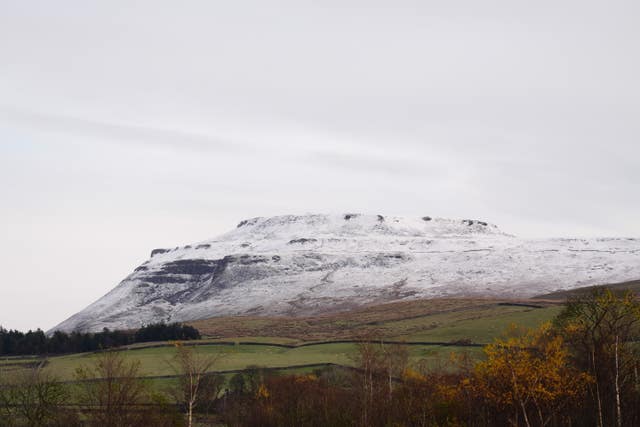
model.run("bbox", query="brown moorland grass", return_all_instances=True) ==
[188,297,562,343]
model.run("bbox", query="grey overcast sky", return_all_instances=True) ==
[1,1,639,331]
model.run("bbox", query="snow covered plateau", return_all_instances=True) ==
[52,214,640,332]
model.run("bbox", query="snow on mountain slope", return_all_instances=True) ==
[51,214,640,332]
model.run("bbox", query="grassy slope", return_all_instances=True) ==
[534,280,640,300]
[24,298,561,381]
[189,298,561,343]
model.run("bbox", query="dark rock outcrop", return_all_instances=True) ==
[150,248,171,258]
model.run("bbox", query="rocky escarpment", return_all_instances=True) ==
[51,214,640,332]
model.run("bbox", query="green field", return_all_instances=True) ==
[391,304,563,342]
[2,298,561,382]
[36,342,487,381]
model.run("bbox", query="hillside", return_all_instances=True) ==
[534,279,640,300]
[3,297,562,382]
[188,297,562,343]
[52,214,640,332]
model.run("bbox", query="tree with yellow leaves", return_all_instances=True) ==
[474,323,591,427]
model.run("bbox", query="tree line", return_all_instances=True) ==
[2,288,640,426]
[0,322,200,356]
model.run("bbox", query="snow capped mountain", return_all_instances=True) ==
[52,214,640,332]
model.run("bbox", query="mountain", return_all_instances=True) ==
[51,214,640,332]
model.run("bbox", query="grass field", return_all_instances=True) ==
[38,342,486,381]
[0,297,562,382]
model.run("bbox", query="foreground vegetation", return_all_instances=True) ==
[2,290,640,426]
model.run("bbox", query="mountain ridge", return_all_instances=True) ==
[51,214,640,333]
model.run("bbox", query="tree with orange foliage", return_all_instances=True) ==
[473,323,590,427]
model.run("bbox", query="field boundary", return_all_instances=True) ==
[114,339,485,354]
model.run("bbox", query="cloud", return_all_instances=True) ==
[0,107,242,154]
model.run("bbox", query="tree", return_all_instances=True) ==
[74,351,150,427]
[474,323,590,427]
[249,373,354,427]
[228,372,246,396]
[351,339,409,426]
[135,323,200,343]
[0,324,199,356]
[168,343,221,427]
[555,289,640,427]
[389,352,479,427]
[0,362,74,427]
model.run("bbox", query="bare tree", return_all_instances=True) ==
[351,337,408,427]
[381,342,409,402]
[168,343,222,427]
[74,351,149,427]
[0,362,72,427]
[556,289,640,427]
